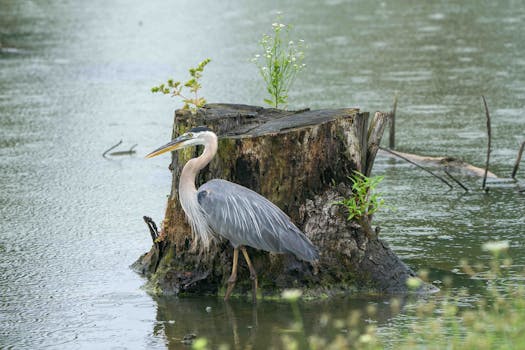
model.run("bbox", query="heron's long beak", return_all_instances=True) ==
[145,135,190,158]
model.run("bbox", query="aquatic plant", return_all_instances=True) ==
[335,171,384,237]
[277,242,525,350]
[151,58,211,115]
[252,18,306,109]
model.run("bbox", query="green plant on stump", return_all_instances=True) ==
[151,58,211,115]
[252,18,306,109]
[335,171,385,239]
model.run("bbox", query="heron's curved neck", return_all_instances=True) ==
[178,133,217,250]
[179,135,218,195]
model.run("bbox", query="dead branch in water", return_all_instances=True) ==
[481,96,492,190]
[102,140,122,158]
[379,146,453,189]
[102,140,137,158]
[109,144,137,156]
[511,141,525,179]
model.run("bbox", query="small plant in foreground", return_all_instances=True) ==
[151,58,211,115]
[335,171,385,238]
[280,242,524,350]
[252,18,306,109]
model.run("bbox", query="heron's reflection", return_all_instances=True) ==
[151,293,409,349]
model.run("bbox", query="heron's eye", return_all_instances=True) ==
[187,132,194,138]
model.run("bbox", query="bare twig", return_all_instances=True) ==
[511,141,525,179]
[102,140,122,158]
[379,147,453,189]
[444,170,469,192]
[481,96,491,190]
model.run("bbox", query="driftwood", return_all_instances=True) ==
[133,104,423,297]
[378,149,498,178]
[379,147,453,190]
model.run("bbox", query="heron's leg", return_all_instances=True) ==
[224,247,239,301]
[240,246,258,303]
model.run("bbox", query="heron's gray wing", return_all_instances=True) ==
[197,179,319,262]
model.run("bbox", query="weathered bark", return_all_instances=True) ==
[133,104,419,297]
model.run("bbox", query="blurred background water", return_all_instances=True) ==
[1,0,524,348]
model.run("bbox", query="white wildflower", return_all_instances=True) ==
[482,240,509,254]
[281,289,302,301]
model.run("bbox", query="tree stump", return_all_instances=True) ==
[133,104,419,297]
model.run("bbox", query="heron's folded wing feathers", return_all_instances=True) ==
[198,179,318,261]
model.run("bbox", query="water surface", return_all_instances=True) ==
[1,0,524,348]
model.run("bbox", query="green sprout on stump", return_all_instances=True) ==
[335,171,385,239]
[252,19,306,109]
[151,58,211,115]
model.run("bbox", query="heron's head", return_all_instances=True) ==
[145,126,216,158]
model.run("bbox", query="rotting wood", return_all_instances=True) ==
[133,104,427,298]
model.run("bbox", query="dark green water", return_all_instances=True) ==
[1,1,524,349]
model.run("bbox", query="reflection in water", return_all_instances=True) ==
[152,295,406,349]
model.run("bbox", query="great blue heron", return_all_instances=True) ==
[146,126,319,301]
